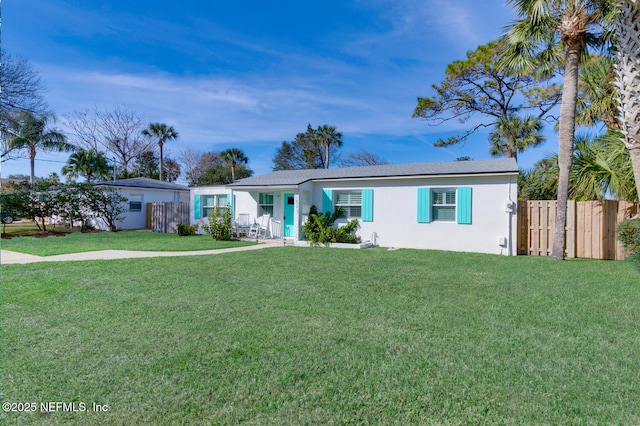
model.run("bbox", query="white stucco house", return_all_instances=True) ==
[96,177,190,230]
[203,158,518,255]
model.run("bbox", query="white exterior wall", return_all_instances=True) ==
[310,174,518,255]
[115,188,189,230]
[190,186,257,234]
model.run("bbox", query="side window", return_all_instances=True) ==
[432,189,456,221]
[335,190,362,219]
[129,194,143,213]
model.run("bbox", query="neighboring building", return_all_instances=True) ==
[215,158,519,255]
[96,177,190,230]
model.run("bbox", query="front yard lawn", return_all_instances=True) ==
[2,248,640,424]
[0,230,255,256]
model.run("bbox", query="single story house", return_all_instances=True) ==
[207,158,518,255]
[96,177,190,230]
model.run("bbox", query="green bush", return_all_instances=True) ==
[616,217,640,255]
[177,222,198,236]
[201,207,233,241]
[302,205,360,245]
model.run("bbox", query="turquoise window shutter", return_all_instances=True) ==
[457,187,472,224]
[417,188,431,223]
[231,194,236,218]
[361,189,373,222]
[194,195,201,219]
[322,189,333,214]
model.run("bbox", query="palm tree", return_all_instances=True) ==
[141,123,179,181]
[489,114,546,159]
[62,148,111,183]
[221,148,248,182]
[502,0,616,260]
[9,112,74,186]
[613,0,640,202]
[314,125,342,169]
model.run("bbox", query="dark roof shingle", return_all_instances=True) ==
[96,177,189,191]
[228,158,518,187]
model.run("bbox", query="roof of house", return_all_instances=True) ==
[228,158,519,188]
[96,177,190,191]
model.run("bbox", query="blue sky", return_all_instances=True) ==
[2,0,551,181]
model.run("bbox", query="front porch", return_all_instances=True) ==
[231,189,302,240]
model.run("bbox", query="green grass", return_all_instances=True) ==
[1,230,255,256]
[2,248,640,424]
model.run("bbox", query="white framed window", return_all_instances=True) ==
[258,193,274,216]
[335,190,362,218]
[202,194,228,217]
[129,194,143,213]
[432,189,456,221]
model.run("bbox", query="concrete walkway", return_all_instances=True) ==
[1,239,287,265]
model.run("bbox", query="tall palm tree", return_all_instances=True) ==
[221,148,248,182]
[62,148,111,183]
[489,114,546,159]
[613,0,640,202]
[502,0,616,260]
[9,112,74,186]
[141,123,179,181]
[313,125,342,169]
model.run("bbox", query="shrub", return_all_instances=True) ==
[617,217,640,255]
[302,205,360,245]
[201,207,233,241]
[177,222,198,236]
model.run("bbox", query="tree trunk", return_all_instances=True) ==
[629,146,640,202]
[615,0,640,202]
[231,161,236,182]
[29,145,36,186]
[159,142,164,181]
[551,45,580,260]
[325,144,330,169]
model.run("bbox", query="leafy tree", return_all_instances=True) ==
[85,186,128,232]
[0,51,49,163]
[62,148,111,183]
[571,131,636,201]
[141,122,179,181]
[314,124,343,169]
[519,131,636,201]
[196,164,253,185]
[337,150,389,167]
[413,38,560,159]
[221,148,249,182]
[502,0,616,259]
[576,55,618,128]
[163,158,181,182]
[613,0,640,203]
[131,150,160,178]
[272,124,342,170]
[63,106,153,177]
[9,112,74,186]
[489,114,546,158]
[179,149,224,186]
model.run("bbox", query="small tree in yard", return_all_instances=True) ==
[201,207,233,240]
[85,187,128,232]
[302,205,360,245]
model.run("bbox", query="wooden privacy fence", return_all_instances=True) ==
[148,202,189,233]
[517,200,638,260]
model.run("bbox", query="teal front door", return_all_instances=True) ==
[283,193,294,237]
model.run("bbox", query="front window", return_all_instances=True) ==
[432,189,456,221]
[258,193,274,216]
[335,190,362,218]
[202,194,228,217]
